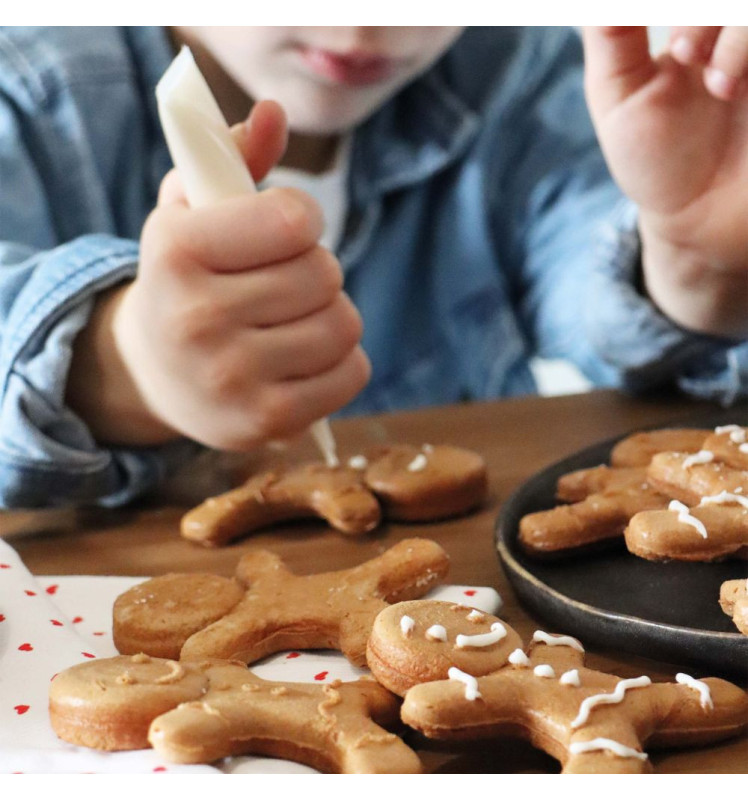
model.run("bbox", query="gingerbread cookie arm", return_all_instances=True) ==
[625,504,748,562]
[556,466,647,503]
[610,429,710,468]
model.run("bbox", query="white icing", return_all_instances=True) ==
[715,425,746,444]
[400,615,415,637]
[508,649,530,667]
[569,738,648,761]
[560,669,581,687]
[422,444,434,454]
[425,624,447,642]
[455,622,507,649]
[668,500,708,539]
[682,450,714,469]
[407,453,428,472]
[532,630,585,653]
[676,673,714,710]
[698,491,748,509]
[740,444,748,455]
[533,664,555,678]
[571,676,652,729]
[448,667,481,701]
[347,455,368,470]
[467,609,486,622]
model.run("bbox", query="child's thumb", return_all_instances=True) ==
[234,99,289,183]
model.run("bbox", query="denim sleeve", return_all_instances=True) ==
[503,30,746,404]
[0,103,199,509]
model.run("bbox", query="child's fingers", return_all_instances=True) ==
[150,187,324,272]
[266,346,371,439]
[253,294,364,381]
[582,27,657,115]
[234,99,288,182]
[704,27,748,100]
[669,27,721,66]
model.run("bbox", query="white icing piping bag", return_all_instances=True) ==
[156,47,339,468]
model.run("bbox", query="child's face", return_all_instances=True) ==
[182,27,464,135]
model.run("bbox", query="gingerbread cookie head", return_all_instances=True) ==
[366,600,522,696]
[401,634,748,773]
[113,573,245,659]
[360,444,488,522]
[49,654,210,751]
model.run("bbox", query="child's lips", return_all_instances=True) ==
[297,46,398,86]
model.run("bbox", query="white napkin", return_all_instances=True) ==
[0,537,501,774]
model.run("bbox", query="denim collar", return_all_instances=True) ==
[350,70,480,206]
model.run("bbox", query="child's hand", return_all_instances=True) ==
[582,27,748,338]
[68,101,370,449]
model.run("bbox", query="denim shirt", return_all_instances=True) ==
[0,26,744,508]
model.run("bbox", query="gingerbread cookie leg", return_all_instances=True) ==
[610,429,711,468]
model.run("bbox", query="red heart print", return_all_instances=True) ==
[72,616,83,623]
[0,563,10,568]
[50,619,63,626]
[314,671,328,681]
[93,632,105,636]
[18,643,33,652]
[81,652,96,659]
[45,584,59,595]
[286,652,301,659]
[24,590,36,597]
[463,590,477,597]
[0,614,5,622]
[14,705,30,715]
[153,767,167,772]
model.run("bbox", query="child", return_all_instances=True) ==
[0,26,745,508]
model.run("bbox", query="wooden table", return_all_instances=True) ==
[5,389,747,773]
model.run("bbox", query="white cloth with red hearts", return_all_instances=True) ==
[0,537,501,773]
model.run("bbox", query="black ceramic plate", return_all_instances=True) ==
[496,413,748,680]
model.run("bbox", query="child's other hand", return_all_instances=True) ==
[69,100,370,450]
[582,27,748,338]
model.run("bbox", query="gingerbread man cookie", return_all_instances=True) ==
[181,464,381,546]
[366,600,522,696]
[720,579,748,635]
[401,633,748,773]
[50,654,422,773]
[181,444,487,547]
[519,466,668,556]
[113,538,450,668]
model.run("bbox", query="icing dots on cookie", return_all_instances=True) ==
[560,669,581,688]
[425,624,447,642]
[508,649,530,667]
[400,615,415,637]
